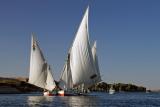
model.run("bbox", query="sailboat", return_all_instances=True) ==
[28,34,57,96]
[109,85,115,94]
[58,7,101,96]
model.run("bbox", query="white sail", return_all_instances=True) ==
[29,34,47,89]
[70,7,98,88]
[91,41,101,82]
[59,53,73,90]
[45,65,56,91]
[29,34,56,90]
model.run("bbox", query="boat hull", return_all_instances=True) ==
[43,90,87,96]
[109,89,115,94]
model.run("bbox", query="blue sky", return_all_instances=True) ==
[0,0,160,90]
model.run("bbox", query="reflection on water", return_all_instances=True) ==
[28,96,54,106]
[27,94,101,107]
[60,96,100,107]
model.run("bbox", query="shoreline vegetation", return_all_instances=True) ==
[0,77,148,94]
[89,82,147,92]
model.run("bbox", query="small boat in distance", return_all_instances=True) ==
[109,85,115,94]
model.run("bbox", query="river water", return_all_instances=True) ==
[0,92,160,107]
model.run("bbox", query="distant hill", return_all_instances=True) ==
[0,77,43,94]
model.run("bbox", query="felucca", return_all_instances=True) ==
[28,34,57,96]
[58,7,102,96]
